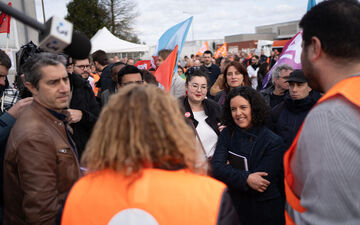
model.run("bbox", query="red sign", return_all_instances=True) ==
[0,2,11,34]
[135,60,152,70]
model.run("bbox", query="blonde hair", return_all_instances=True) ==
[82,84,206,175]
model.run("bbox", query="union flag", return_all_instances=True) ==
[214,42,227,58]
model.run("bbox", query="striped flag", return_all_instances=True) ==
[152,17,193,73]
[196,41,209,56]
[214,42,227,58]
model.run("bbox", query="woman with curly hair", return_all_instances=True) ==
[62,85,239,225]
[211,86,285,225]
[215,61,252,107]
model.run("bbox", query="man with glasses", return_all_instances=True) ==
[73,58,94,90]
[67,57,100,158]
[261,64,293,108]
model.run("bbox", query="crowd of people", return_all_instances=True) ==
[0,0,359,224]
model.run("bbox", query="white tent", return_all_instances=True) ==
[90,27,149,53]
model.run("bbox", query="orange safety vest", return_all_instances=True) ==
[284,76,360,225]
[90,73,100,96]
[61,168,227,225]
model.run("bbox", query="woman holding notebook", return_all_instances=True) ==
[211,86,285,225]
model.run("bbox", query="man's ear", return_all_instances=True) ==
[25,82,38,96]
[309,37,322,63]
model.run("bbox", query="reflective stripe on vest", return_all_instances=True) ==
[284,75,360,225]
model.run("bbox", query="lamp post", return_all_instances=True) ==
[41,0,46,23]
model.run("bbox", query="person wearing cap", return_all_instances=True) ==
[269,70,320,224]
[270,69,321,150]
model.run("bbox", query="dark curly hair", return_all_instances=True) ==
[185,68,209,86]
[222,86,270,132]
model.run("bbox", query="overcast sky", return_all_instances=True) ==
[35,0,322,45]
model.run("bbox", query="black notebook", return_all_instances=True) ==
[228,151,249,171]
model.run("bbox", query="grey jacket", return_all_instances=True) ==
[170,74,185,98]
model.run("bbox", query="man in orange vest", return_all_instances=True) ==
[284,0,360,224]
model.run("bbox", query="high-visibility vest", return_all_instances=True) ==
[61,168,227,225]
[90,73,100,96]
[284,76,360,225]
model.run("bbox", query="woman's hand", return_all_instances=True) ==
[217,123,226,132]
[246,172,270,192]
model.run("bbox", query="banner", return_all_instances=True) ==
[135,60,151,70]
[154,46,178,92]
[261,31,303,89]
[196,41,209,56]
[214,42,227,58]
[0,2,11,34]
[152,17,193,72]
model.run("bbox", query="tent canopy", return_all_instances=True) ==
[90,27,148,53]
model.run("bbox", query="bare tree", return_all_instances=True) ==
[101,0,140,43]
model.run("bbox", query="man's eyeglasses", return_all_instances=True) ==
[75,65,91,70]
[188,83,207,91]
[121,80,144,86]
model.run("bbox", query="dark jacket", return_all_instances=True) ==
[204,63,221,88]
[100,87,116,107]
[271,91,321,149]
[3,100,80,225]
[260,86,287,109]
[0,112,16,222]
[211,126,285,225]
[97,64,115,95]
[69,73,100,157]
[180,96,221,136]
[215,90,227,107]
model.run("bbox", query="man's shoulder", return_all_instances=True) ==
[210,63,220,69]
[2,87,20,110]
[301,97,360,137]
[307,97,358,119]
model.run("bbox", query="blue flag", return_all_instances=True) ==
[153,17,193,73]
[307,0,316,11]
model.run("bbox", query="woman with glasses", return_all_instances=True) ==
[215,61,252,107]
[180,69,221,159]
[211,86,285,225]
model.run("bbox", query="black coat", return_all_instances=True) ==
[97,64,115,95]
[211,126,285,225]
[271,91,321,149]
[204,64,221,88]
[180,96,221,136]
[69,73,101,157]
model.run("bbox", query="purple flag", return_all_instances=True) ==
[262,31,303,89]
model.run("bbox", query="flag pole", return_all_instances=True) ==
[5,33,9,51]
